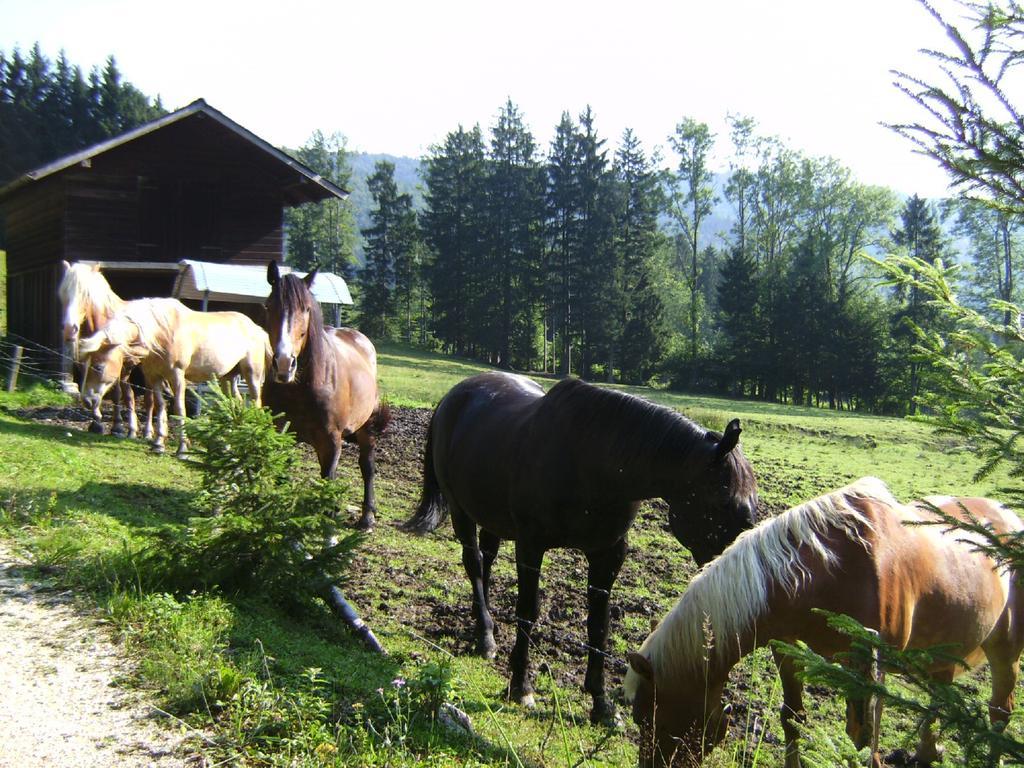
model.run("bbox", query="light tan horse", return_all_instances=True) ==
[57,261,142,436]
[624,477,1024,768]
[78,298,271,455]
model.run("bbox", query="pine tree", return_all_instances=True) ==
[545,112,583,375]
[486,99,545,368]
[284,131,358,286]
[613,128,666,383]
[421,125,487,356]
[716,245,762,396]
[573,107,616,378]
[891,194,947,413]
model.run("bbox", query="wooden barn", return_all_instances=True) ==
[0,98,349,371]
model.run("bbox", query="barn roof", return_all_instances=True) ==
[0,99,349,205]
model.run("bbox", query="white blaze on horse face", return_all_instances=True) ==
[273,314,297,382]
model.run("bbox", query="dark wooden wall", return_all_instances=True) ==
[1,111,297,370]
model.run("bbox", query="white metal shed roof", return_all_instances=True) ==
[173,260,353,305]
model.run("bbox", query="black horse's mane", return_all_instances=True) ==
[272,273,335,388]
[541,378,712,465]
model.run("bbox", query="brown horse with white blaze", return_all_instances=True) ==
[262,261,388,530]
[624,477,1024,768]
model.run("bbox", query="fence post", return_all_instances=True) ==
[6,344,23,392]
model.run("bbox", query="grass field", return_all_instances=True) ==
[0,345,1020,767]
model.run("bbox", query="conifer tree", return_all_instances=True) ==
[486,99,545,368]
[359,160,418,339]
[421,125,487,356]
[546,112,583,375]
[284,131,358,285]
[613,128,666,383]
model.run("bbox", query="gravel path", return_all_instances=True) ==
[0,545,192,768]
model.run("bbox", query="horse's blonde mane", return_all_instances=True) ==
[625,477,894,696]
[58,263,122,321]
[121,298,185,354]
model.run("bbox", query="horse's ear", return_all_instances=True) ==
[91,262,101,272]
[61,259,71,274]
[267,260,280,286]
[716,418,741,461]
[303,264,319,287]
[627,651,654,682]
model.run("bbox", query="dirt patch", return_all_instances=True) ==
[0,545,193,768]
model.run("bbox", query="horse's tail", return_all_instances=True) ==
[402,415,448,534]
[368,399,392,436]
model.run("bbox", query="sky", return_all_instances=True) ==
[0,0,967,198]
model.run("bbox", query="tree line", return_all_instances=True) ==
[0,44,165,187]
[3,44,1021,417]
[343,102,1021,415]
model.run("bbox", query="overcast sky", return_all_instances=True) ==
[2,0,965,197]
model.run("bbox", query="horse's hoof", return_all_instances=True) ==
[477,637,497,659]
[507,685,535,708]
[88,422,104,435]
[590,700,623,729]
[150,443,166,455]
[355,513,375,532]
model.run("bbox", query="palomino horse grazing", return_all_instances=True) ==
[58,261,143,437]
[624,476,1024,768]
[403,372,759,726]
[262,261,389,531]
[78,298,270,455]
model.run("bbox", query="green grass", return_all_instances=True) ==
[0,344,1021,767]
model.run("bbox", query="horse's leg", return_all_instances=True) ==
[123,376,139,438]
[244,363,262,408]
[170,368,188,457]
[479,528,502,611]
[845,639,885,764]
[142,384,155,440]
[508,539,545,708]
[354,428,378,531]
[913,668,954,765]
[86,393,104,434]
[772,648,806,768]
[985,643,1021,766]
[110,373,124,436]
[584,538,627,727]
[452,508,497,659]
[151,382,168,454]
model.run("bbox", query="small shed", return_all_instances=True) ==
[0,99,349,370]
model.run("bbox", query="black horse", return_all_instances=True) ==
[403,371,759,725]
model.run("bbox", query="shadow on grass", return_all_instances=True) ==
[1,479,195,529]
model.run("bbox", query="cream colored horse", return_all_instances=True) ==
[79,298,271,455]
[624,477,1024,768]
[58,261,143,436]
